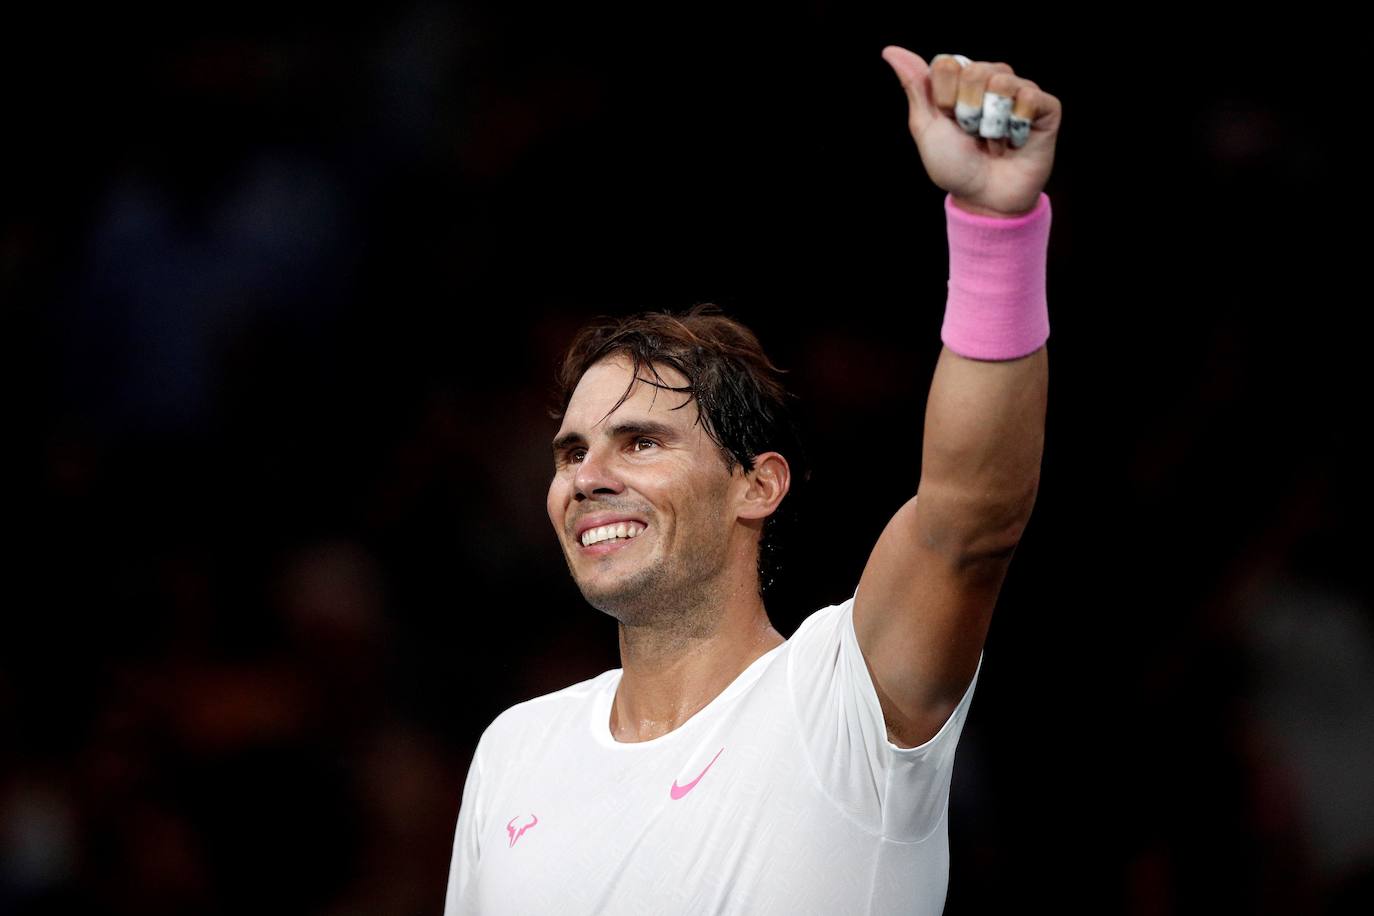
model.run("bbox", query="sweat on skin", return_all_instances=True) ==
[547,355,790,744]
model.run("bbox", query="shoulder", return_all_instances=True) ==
[476,668,620,755]
[785,592,857,653]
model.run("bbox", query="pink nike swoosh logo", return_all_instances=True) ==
[670,746,724,800]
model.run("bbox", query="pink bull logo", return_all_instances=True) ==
[506,813,538,847]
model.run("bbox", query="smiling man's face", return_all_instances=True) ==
[547,355,743,623]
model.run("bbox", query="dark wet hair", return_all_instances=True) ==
[550,304,809,595]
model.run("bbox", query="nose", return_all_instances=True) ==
[573,445,625,501]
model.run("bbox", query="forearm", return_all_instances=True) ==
[911,180,1053,558]
[918,343,1047,557]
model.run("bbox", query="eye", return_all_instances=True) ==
[557,446,586,467]
[632,437,658,452]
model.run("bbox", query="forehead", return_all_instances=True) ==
[559,356,698,432]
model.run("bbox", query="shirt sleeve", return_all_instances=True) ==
[785,592,981,843]
[443,743,486,916]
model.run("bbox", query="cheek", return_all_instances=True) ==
[546,481,563,530]
[679,475,730,530]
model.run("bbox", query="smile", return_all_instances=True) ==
[580,521,646,548]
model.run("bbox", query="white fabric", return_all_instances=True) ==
[444,593,982,915]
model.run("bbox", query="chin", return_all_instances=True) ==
[576,579,649,622]
[575,568,673,624]
[577,565,726,637]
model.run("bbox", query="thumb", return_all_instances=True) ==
[880,45,935,133]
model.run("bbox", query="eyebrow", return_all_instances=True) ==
[552,420,680,454]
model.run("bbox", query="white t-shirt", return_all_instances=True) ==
[444,592,982,915]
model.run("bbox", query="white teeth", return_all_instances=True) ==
[580,522,645,547]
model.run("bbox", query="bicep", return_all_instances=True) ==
[853,489,1016,747]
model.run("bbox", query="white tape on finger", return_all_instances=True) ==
[979,92,1012,139]
[1009,115,1031,148]
[955,101,982,134]
[932,53,973,68]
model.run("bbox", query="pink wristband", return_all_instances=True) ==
[940,192,1051,361]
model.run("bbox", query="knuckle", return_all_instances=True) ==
[986,73,1017,93]
[931,56,963,76]
[1011,87,1039,114]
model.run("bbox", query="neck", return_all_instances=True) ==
[609,579,784,743]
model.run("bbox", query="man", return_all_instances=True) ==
[445,45,1059,915]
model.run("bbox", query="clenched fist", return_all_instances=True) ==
[882,46,1061,218]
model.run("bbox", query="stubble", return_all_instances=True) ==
[572,499,732,648]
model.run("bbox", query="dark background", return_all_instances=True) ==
[5,3,1368,914]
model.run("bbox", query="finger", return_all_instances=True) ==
[929,53,969,112]
[981,71,1026,156]
[954,61,1011,136]
[880,45,936,134]
[1009,82,1036,148]
[1010,83,1061,148]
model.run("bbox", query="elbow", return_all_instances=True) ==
[922,477,1039,565]
[954,529,1023,575]
[977,481,1039,558]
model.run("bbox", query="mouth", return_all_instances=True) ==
[577,520,648,554]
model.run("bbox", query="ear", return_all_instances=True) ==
[736,452,791,522]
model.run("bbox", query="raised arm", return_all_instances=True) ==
[853,47,1060,748]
